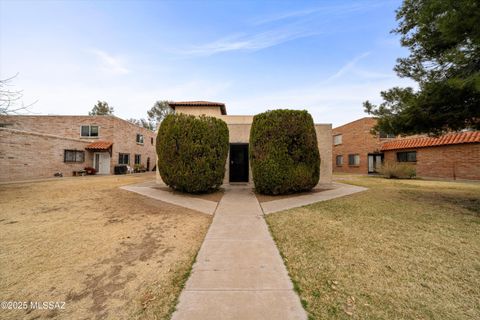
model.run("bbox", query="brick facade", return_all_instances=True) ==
[0,115,156,182]
[383,143,480,180]
[332,117,394,174]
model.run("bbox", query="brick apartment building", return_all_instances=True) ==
[0,115,157,182]
[332,117,480,180]
[382,131,480,180]
[332,117,395,174]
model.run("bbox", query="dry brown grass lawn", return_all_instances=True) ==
[0,173,211,320]
[266,176,480,320]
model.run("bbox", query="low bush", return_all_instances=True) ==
[379,161,416,179]
[249,109,320,195]
[84,167,96,175]
[157,113,229,193]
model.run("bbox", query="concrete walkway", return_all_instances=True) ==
[171,186,307,320]
[260,182,367,214]
[120,181,218,215]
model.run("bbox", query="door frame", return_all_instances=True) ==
[229,143,249,183]
[93,152,111,174]
[368,153,384,174]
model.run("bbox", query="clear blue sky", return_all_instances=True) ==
[0,0,414,127]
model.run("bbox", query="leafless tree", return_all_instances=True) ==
[0,73,37,115]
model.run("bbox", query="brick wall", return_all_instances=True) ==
[0,115,157,181]
[111,117,157,171]
[332,117,394,174]
[0,128,92,181]
[0,115,115,141]
[384,144,480,180]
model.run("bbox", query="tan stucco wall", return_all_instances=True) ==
[156,105,333,185]
[315,124,333,184]
[174,106,223,116]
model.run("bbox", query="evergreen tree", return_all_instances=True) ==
[364,0,480,135]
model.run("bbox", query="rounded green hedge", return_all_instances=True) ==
[249,109,320,195]
[157,113,229,193]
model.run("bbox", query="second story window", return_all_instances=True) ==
[379,131,396,139]
[333,134,342,145]
[81,125,99,137]
[136,134,144,144]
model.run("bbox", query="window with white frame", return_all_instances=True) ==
[81,125,99,137]
[136,134,144,144]
[134,154,141,165]
[333,134,342,145]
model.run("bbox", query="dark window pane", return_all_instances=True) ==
[76,151,85,162]
[336,155,343,166]
[119,153,130,165]
[397,151,416,162]
[348,154,359,165]
[90,126,99,137]
[407,152,416,162]
[64,150,74,162]
[81,126,89,136]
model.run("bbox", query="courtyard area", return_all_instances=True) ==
[267,175,480,319]
[0,173,211,320]
[1,173,479,320]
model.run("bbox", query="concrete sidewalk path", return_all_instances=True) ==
[171,186,307,320]
[120,182,218,215]
[261,182,367,214]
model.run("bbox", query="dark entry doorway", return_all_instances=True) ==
[229,144,249,182]
[368,153,384,173]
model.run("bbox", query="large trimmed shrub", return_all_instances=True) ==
[250,109,320,195]
[157,114,229,193]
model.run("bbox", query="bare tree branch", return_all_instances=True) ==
[0,73,38,115]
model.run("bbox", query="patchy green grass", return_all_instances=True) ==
[266,176,480,319]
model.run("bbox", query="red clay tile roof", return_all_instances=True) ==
[381,131,480,151]
[168,101,227,115]
[85,141,113,151]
